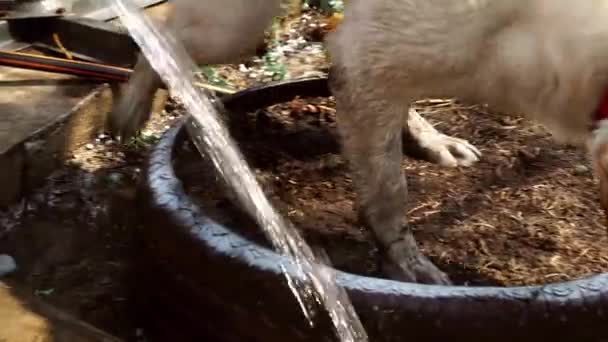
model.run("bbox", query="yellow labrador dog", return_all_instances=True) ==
[109,0,608,284]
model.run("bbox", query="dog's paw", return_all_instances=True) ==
[382,253,452,285]
[417,132,481,168]
[107,91,154,143]
[405,108,481,167]
[381,236,452,285]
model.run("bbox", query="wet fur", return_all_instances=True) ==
[110,0,608,284]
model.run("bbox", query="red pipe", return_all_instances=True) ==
[0,49,132,82]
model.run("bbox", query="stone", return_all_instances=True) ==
[0,255,17,277]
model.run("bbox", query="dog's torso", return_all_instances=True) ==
[328,0,608,145]
[167,0,280,65]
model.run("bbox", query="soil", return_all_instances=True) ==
[178,95,608,287]
[0,104,180,341]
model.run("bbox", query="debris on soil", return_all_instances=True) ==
[198,9,330,91]
[179,95,608,287]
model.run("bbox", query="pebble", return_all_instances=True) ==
[136,328,144,337]
[574,164,589,175]
[107,172,124,184]
[24,140,45,154]
[67,159,83,167]
[85,143,95,150]
[81,174,96,188]
[0,255,17,277]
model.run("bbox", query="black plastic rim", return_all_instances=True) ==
[140,77,608,342]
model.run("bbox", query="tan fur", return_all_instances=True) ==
[330,0,608,145]
[107,0,281,139]
[110,0,608,284]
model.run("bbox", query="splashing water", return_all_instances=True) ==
[109,1,368,341]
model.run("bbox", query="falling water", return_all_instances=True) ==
[109,1,368,341]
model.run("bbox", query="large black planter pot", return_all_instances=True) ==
[137,77,608,342]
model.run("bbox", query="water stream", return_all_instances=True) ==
[109,1,368,341]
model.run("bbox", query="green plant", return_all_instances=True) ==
[328,0,344,12]
[262,51,287,81]
[260,25,288,81]
[304,0,343,13]
[126,132,160,150]
[199,66,229,87]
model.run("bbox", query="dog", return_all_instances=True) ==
[109,0,608,284]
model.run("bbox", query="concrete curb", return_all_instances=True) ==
[0,0,168,207]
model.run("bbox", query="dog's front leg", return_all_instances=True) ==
[401,108,481,167]
[331,69,451,285]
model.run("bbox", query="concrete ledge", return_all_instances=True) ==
[0,65,102,206]
[0,78,170,207]
[0,1,171,207]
